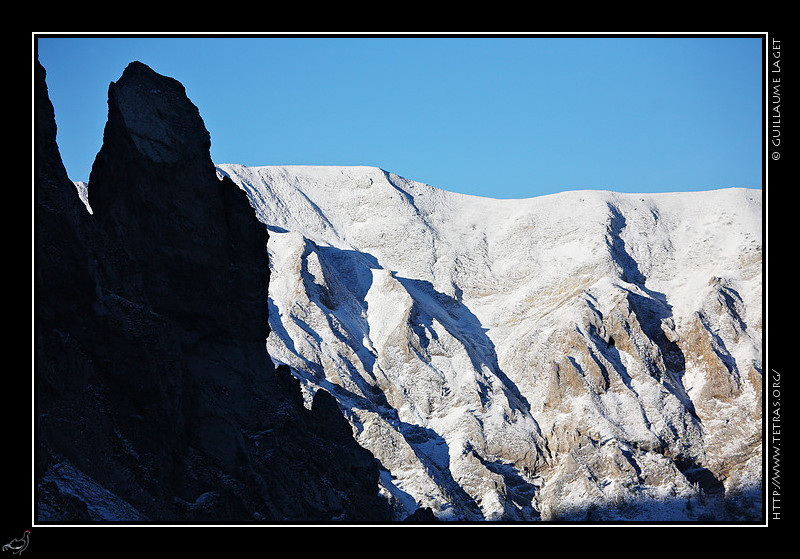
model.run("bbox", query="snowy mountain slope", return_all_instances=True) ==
[216,164,763,521]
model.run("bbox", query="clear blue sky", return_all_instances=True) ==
[35,34,764,199]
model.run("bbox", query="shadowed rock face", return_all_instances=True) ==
[35,60,390,523]
[88,61,268,340]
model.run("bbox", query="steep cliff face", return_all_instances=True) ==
[35,61,390,523]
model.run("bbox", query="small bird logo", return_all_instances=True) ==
[2,531,29,555]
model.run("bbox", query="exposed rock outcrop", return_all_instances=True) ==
[35,60,391,523]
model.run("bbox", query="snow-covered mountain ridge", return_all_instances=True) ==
[216,163,763,521]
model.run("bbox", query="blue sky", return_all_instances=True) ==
[35,34,764,199]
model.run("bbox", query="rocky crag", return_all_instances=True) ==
[35,60,391,523]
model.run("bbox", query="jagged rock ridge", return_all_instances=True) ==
[216,164,763,521]
[35,61,391,523]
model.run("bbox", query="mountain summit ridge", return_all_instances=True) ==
[216,163,762,521]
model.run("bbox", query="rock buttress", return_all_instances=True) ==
[35,60,390,523]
